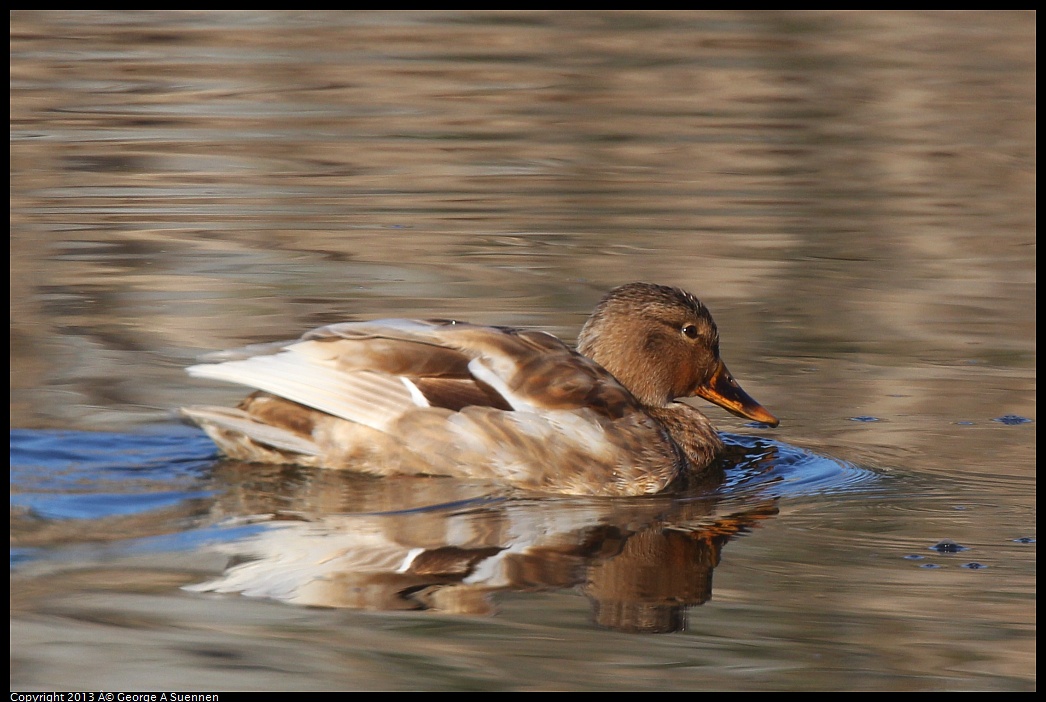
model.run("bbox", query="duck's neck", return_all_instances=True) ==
[645,403,723,470]
[577,336,672,407]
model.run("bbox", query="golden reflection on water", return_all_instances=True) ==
[10,10,1034,691]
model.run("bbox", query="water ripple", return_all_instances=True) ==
[717,432,884,500]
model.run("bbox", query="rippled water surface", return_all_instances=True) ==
[10,11,1034,691]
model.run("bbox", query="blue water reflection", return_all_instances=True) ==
[11,425,882,574]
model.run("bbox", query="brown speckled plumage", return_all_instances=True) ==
[182,283,778,497]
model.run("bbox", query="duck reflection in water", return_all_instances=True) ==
[189,439,780,634]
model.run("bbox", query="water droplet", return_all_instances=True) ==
[993,414,1032,425]
[930,539,969,553]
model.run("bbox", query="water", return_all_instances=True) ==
[10,10,1035,691]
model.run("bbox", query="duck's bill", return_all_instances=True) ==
[694,361,779,427]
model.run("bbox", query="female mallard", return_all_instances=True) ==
[182,282,778,496]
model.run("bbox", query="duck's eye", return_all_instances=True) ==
[681,324,699,339]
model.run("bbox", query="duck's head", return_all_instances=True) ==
[577,282,778,427]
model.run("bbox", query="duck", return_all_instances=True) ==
[181,282,778,497]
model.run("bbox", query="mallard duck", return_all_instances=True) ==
[182,282,778,496]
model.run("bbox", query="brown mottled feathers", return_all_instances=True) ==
[183,283,777,497]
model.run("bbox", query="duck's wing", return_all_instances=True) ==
[183,319,680,495]
[186,319,640,430]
